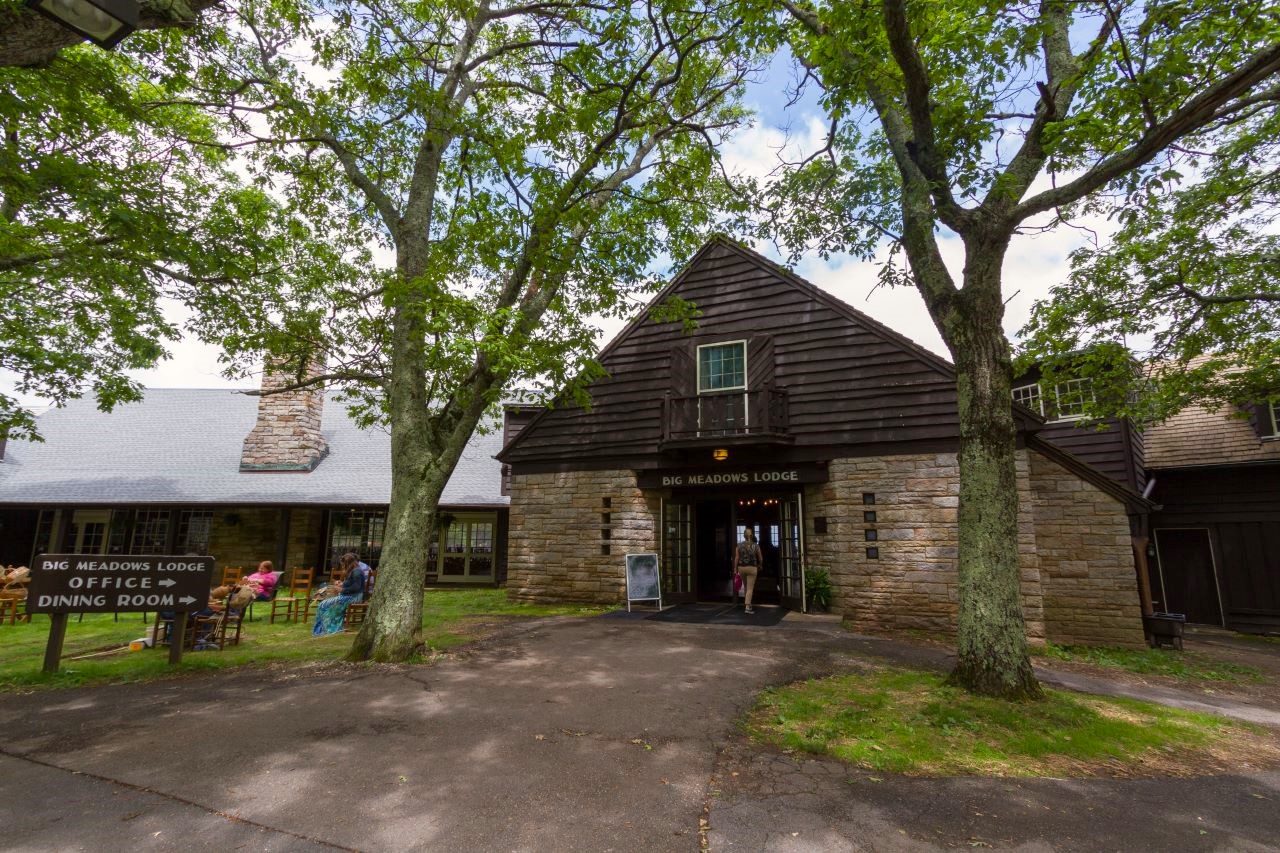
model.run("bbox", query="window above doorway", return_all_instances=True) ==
[697,341,746,393]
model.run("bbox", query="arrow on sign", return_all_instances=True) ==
[179,596,198,605]
[159,579,176,587]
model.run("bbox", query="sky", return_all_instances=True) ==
[3,36,1115,413]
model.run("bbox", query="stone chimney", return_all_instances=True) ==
[240,357,329,472]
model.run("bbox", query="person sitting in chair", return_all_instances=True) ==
[312,553,369,636]
[245,560,279,602]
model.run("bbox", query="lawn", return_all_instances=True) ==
[745,667,1277,777]
[1035,643,1264,683]
[0,588,603,692]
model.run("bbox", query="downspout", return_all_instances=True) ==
[1132,477,1159,646]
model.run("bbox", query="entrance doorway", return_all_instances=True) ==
[1154,528,1224,626]
[662,491,806,611]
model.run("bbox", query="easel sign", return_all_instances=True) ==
[625,553,662,612]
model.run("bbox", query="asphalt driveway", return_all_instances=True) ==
[1,615,1277,852]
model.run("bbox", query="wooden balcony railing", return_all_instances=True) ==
[660,388,790,445]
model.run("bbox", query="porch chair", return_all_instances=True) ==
[246,570,286,622]
[0,569,30,625]
[221,566,245,586]
[270,567,315,624]
[341,570,375,631]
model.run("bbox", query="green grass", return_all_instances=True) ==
[745,668,1252,777]
[1036,643,1264,683]
[0,588,603,693]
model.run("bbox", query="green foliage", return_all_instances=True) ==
[0,589,602,691]
[0,38,335,440]
[1037,643,1265,684]
[747,0,1280,696]
[805,566,832,611]
[1019,107,1280,423]
[163,0,758,423]
[745,668,1247,776]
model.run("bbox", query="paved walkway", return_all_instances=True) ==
[0,616,1276,851]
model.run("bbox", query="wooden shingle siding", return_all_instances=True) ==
[502,240,965,469]
[1037,418,1139,491]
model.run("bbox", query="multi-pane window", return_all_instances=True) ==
[177,510,214,555]
[1053,378,1094,419]
[432,514,496,581]
[1269,399,1280,437]
[326,509,387,570]
[1010,379,1094,421]
[1012,383,1044,416]
[697,342,746,392]
[130,510,171,554]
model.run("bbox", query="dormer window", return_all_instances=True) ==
[1267,399,1280,438]
[1011,378,1094,422]
[1012,383,1043,416]
[697,341,746,393]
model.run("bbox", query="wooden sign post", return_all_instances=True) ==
[28,555,215,672]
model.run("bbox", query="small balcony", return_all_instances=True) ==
[660,388,791,448]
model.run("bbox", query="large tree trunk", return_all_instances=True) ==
[942,240,1043,700]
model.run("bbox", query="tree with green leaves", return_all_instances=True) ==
[759,0,1280,697]
[1,39,326,441]
[1019,105,1280,425]
[174,0,755,661]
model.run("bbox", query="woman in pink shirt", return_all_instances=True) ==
[245,560,279,601]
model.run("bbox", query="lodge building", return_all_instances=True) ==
[0,384,511,586]
[2,237,1275,642]
[498,238,1157,647]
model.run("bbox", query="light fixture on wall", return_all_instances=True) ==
[26,0,139,49]
[712,448,729,462]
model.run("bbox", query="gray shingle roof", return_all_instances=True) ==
[0,390,507,507]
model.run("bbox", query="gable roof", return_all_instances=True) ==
[0,390,506,507]
[501,236,1042,464]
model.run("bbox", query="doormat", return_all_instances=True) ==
[645,603,786,627]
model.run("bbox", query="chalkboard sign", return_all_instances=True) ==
[625,553,662,612]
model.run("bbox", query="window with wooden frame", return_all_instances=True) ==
[1011,379,1094,421]
[1052,378,1094,420]
[1265,398,1280,438]
[433,513,496,582]
[177,510,214,555]
[697,341,747,393]
[129,509,171,554]
[1011,383,1044,416]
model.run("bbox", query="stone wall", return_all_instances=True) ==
[505,451,1143,646]
[208,509,278,579]
[508,470,660,604]
[206,507,326,587]
[1029,452,1145,647]
[803,452,1047,644]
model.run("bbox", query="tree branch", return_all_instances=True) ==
[1016,40,1280,219]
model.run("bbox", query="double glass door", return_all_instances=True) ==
[661,494,805,610]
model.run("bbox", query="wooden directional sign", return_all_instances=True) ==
[28,554,215,614]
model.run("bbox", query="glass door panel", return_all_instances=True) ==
[662,500,695,603]
[434,515,496,582]
[778,495,805,611]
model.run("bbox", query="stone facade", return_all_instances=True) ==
[803,452,1047,644]
[206,507,326,586]
[508,469,660,604]
[507,451,1144,647]
[1029,453,1145,647]
[240,359,328,471]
